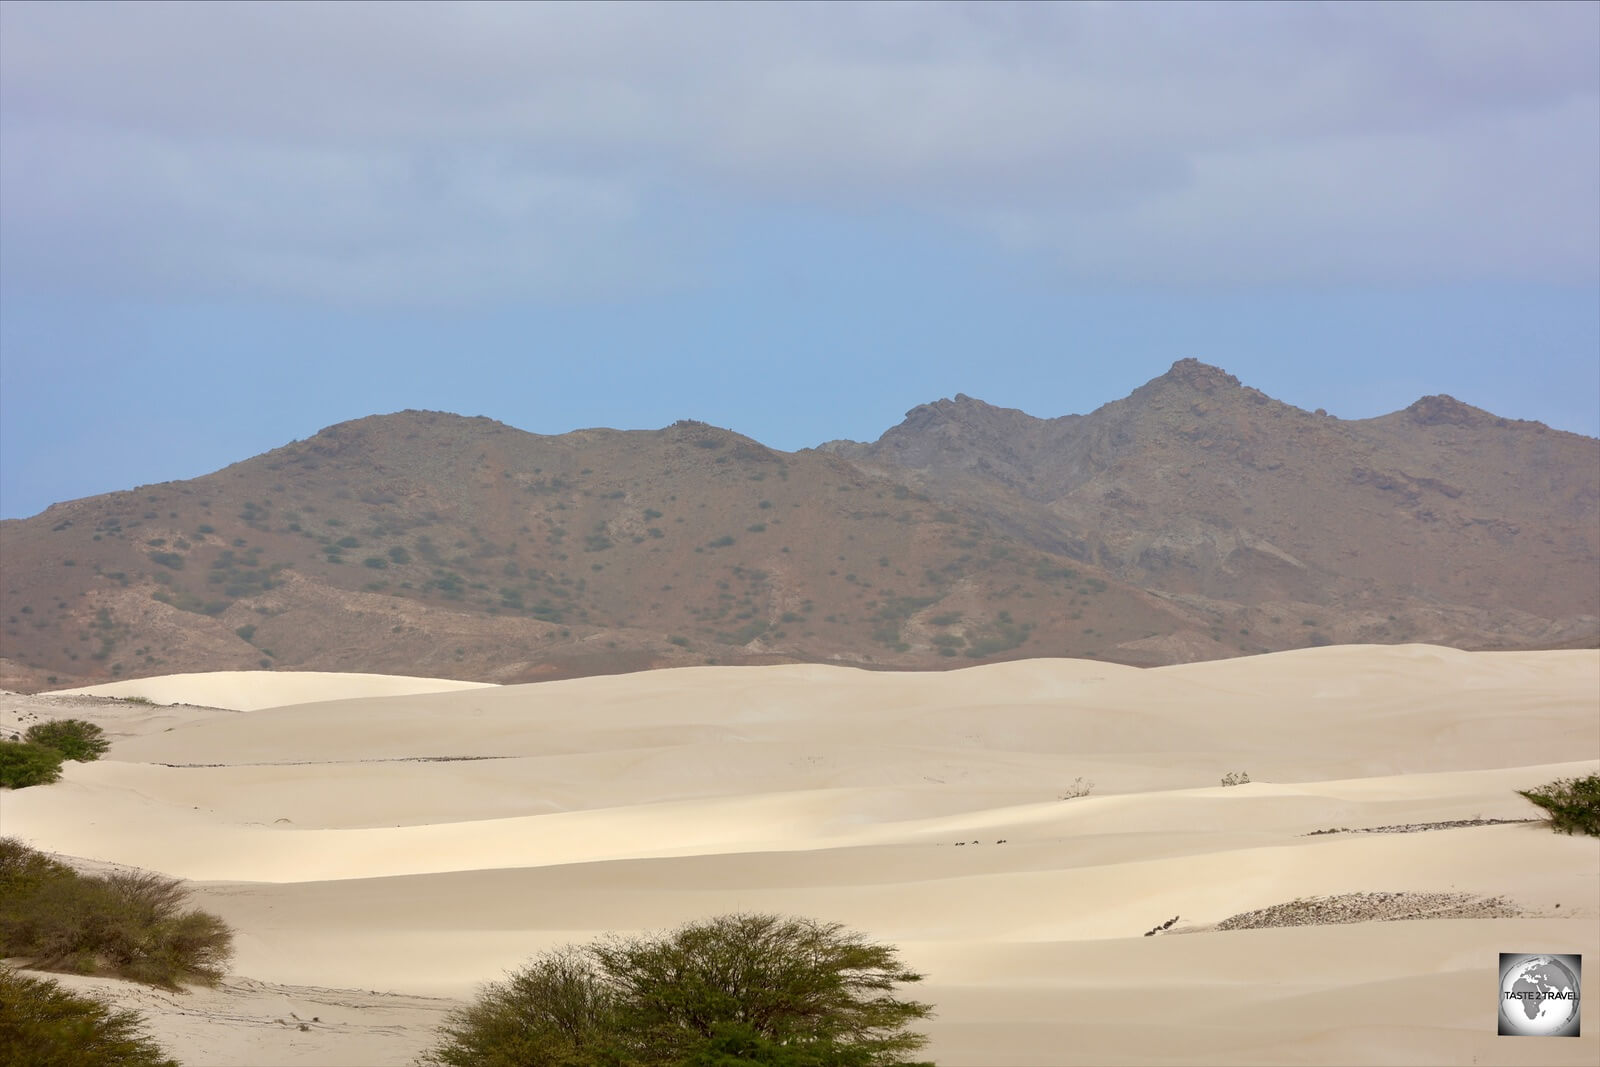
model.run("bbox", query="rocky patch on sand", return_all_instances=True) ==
[1217,891,1522,931]
[1304,817,1537,836]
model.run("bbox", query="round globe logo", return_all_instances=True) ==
[1499,953,1581,1037]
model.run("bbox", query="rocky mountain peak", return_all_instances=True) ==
[899,392,1003,425]
[1404,394,1495,428]
[1158,358,1243,393]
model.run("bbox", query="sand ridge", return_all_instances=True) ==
[51,670,497,711]
[3,645,1597,1065]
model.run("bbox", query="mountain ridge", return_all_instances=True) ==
[2,362,1594,691]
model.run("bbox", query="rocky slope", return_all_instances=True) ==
[2,362,1594,690]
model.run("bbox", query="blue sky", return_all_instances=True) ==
[2,1,1596,520]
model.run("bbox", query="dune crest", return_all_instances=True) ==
[53,670,496,711]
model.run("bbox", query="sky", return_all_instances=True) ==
[1,1,1596,520]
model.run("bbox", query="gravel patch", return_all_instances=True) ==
[1216,891,1522,931]
[1304,818,1537,836]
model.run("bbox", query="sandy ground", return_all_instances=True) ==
[2,644,1597,1066]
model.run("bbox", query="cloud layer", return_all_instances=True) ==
[3,0,1596,305]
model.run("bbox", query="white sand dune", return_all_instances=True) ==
[5,645,1598,1066]
[53,670,495,711]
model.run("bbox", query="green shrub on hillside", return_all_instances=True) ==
[0,967,180,1067]
[0,743,64,788]
[420,913,933,1067]
[0,839,233,989]
[24,719,110,762]
[1517,773,1600,836]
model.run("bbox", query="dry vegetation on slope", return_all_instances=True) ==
[2,361,1595,690]
[0,416,1186,689]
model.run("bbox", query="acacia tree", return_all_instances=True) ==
[24,719,110,762]
[420,914,934,1067]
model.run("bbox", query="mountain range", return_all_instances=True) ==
[2,359,1595,691]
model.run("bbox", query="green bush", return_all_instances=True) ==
[0,966,179,1067]
[420,914,934,1067]
[683,1024,896,1066]
[0,839,233,989]
[24,720,110,763]
[0,743,64,788]
[1517,773,1600,836]
[423,947,626,1067]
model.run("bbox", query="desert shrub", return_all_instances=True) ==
[423,947,626,1067]
[1517,773,1600,836]
[0,837,70,898]
[0,743,64,788]
[681,1025,891,1065]
[0,967,179,1067]
[420,914,933,1067]
[1220,771,1250,787]
[596,914,931,1063]
[24,720,110,763]
[0,839,233,989]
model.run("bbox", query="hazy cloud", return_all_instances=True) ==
[3,0,1595,304]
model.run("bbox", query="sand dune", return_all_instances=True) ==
[53,670,496,711]
[4,645,1597,1065]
